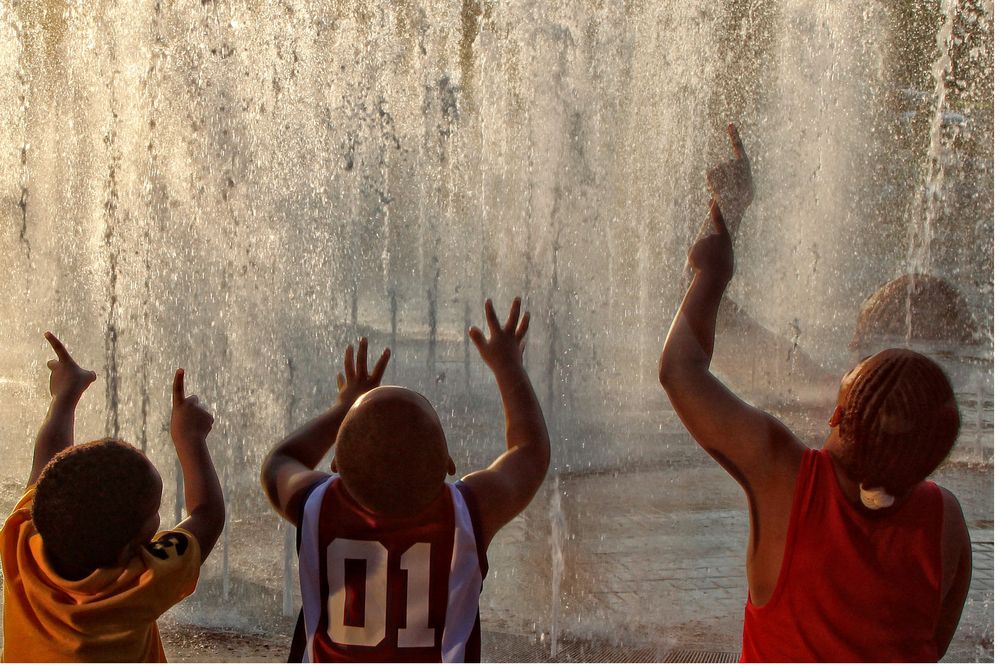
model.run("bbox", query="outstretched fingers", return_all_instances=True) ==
[343,344,356,384]
[515,309,530,341]
[469,326,487,353]
[357,337,369,377]
[484,299,502,335]
[476,297,530,341]
[370,347,391,383]
[471,297,532,370]
[504,297,522,332]
[338,338,390,395]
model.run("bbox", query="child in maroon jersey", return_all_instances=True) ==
[658,125,972,661]
[261,297,549,662]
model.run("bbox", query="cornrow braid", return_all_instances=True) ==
[836,349,960,497]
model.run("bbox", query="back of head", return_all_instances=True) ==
[836,348,960,497]
[33,439,161,572]
[335,386,450,516]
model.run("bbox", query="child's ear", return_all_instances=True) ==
[447,456,456,476]
[118,537,144,566]
[828,405,844,428]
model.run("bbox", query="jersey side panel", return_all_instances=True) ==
[298,476,335,663]
[441,484,485,662]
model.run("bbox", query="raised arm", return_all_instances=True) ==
[706,123,754,234]
[171,369,225,563]
[27,332,98,488]
[260,339,390,525]
[461,298,550,546]
[659,200,804,494]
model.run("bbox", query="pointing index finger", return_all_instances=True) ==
[173,369,185,407]
[44,332,70,362]
[728,123,747,161]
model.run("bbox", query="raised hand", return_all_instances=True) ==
[459,296,547,545]
[260,338,390,524]
[43,332,97,402]
[706,123,753,227]
[688,200,734,288]
[170,367,226,562]
[469,297,530,373]
[28,333,98,486]
[170,369,215,445]
[336,337,391,405]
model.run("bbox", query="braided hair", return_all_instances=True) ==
[835,349,960,497]
[33,439,161,572]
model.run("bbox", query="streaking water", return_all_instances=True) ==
[0,0,991,651]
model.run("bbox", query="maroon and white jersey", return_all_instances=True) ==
[296,476,488,662]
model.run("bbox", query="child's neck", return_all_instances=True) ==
[44,547,98,581]
[823,441,913,516]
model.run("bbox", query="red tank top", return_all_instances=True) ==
[741,448,943,662]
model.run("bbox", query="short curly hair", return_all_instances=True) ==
[835,349,960,496]
[33,439,161,571]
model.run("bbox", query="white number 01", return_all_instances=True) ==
[326,539,435,648]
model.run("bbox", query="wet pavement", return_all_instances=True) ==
[156,451,993,663]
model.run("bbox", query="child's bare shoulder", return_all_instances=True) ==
[937,485,971,582]
[938,487,970,536]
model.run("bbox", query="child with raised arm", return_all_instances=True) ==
[658,126,972,662]
[261,297,550,662]
[1,333,225,662]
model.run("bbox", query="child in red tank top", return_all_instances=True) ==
[658,125,972,662]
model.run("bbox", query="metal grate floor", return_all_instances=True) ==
[663,648,741,663]
[482,631,739,663]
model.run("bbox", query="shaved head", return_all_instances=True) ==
[334,386,453,516]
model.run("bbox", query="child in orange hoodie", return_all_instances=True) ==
[2,333,225,661]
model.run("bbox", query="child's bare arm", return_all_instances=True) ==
[461,298,550,546]
[27,333,98,487]
[935,489,972,657]
[260,339,390,525]
[659,201,804,494]
[706,124,754,231]
[171,369,225,563]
